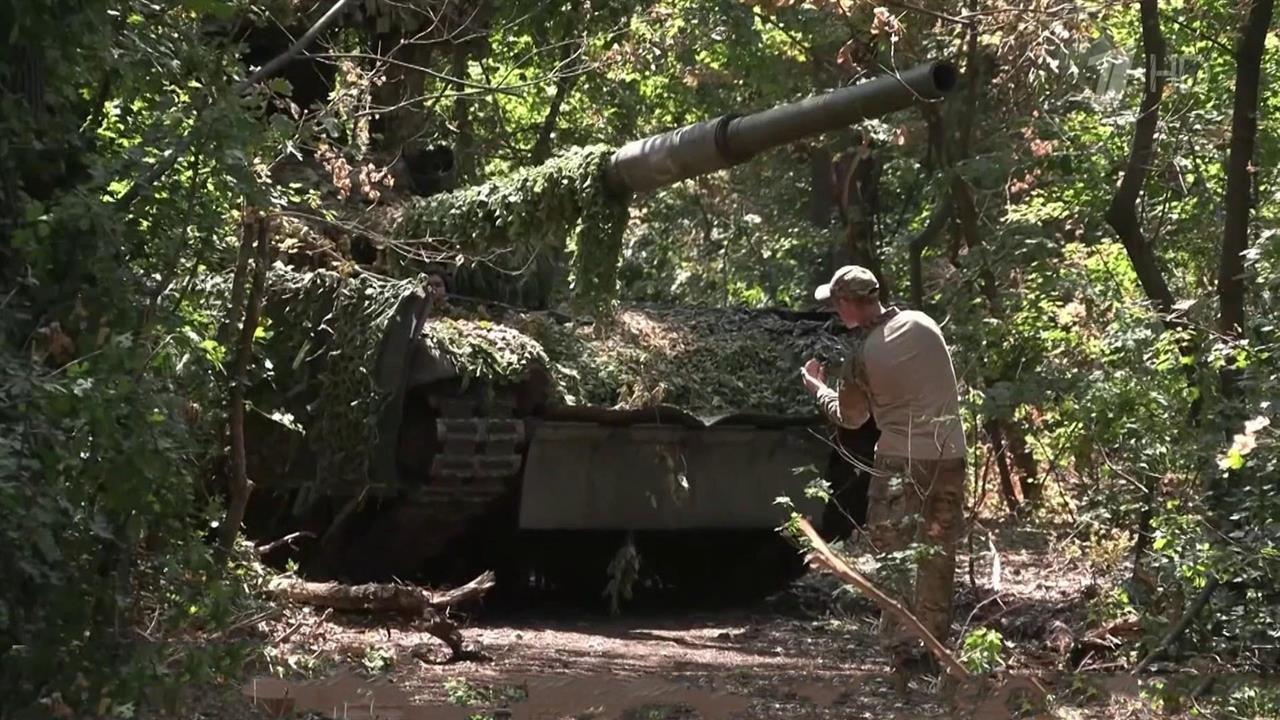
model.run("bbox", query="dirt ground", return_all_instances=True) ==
[191,523,1229,720]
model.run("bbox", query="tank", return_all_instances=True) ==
[238,61,956,605]
[238,266,878,603]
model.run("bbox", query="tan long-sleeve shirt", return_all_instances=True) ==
[816,308,967,460]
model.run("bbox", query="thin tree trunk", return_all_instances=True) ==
[1217,0,1274,402]
[371,33,437,153]
[809,146,836,226]
[836,145,883,292]
[1104,0,1176,316]
[1101,0,1207,574]
[908,198,952,309]
[450,43,476,181]
[909,105,953,310]
[1003,420,1041,506]
[986,419,1023,516]
[531,3,585,164]
[218,211,271,558]
[529,65,578,163]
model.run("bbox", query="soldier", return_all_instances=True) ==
[799,264,968,682]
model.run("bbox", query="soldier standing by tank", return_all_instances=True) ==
[799,265,968,683]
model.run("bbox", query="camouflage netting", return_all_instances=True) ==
[390,145,628,314]
[426,305,851,418]
[214,265,851,492]
[207,263,425,493]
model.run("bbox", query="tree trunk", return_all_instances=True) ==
[1003,420,1041,506]
[908,105,952,310]
[370,34,437,154]
[1217,0,1274,403]
[530,2,585,164]
[809,146,836,226]
[908,198,952,309]
[218,211,270,558]
[986,418,1023,516]
[1101,0,1208,574]
[834,144,884,294]
[1104,0,1177,316]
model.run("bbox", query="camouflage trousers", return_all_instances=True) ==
[866,454,967,668]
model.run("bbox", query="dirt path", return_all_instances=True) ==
[202,523,1199,719]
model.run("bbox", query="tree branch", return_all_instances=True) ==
[1132,575,1220,673]
[218,210,271,558]
[793,517,970,680]
[114,0,356,212]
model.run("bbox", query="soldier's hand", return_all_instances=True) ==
[801,358,826,395]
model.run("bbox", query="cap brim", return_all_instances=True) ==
[814,283,832,302]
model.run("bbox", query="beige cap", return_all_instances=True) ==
[814,265,879,301]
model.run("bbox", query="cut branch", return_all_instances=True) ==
[267,570,496,613]
[255,531,317,556]
[793,517,970,680]
[269,571,494,661]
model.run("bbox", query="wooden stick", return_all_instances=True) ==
[255,531,317,556]
[793,517,970,680]
[1132,575,1220,674]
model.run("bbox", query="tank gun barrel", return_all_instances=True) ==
[604,60,958,196]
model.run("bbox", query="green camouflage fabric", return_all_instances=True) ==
[204,264,425,496]
[205,265,855,496]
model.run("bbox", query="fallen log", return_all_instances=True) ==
[266,570,496,661]
[266,570,495,613]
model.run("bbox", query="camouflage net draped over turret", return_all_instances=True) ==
[222,266,851,494]
[425,305,850,418]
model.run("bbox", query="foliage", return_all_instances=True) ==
[0,0,292,713]
[959,627,1005,675]
[444,677,529,720]
[1,0,1279,711]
